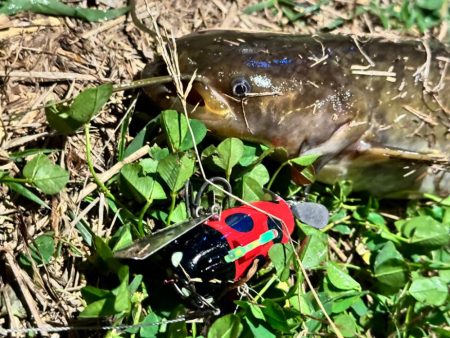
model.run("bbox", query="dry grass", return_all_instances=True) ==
[0,0,447,336]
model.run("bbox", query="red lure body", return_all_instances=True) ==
[202,197,295,281]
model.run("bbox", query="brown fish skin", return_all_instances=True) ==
[142,30,450,197]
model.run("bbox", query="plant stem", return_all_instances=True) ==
[0,177,31,184]
[131,299,142,338]
[138,198,153,236]
[254,274,278,302]
[166,191,177,225]
[403,303,414,338]
[84,123,137,224]
[267,161,288,190]
[85,123,115,200]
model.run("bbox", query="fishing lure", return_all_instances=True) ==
[114,181,328,306]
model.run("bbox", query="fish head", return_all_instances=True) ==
[142,30,360,156]
[142,52,243,138]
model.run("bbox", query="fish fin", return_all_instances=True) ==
[362,147,449,165]
[317,148,449,197]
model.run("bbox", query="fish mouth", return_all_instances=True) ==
[141,60,232,121]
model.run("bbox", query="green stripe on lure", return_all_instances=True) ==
[224,229,278,263]
[142,30,450,198]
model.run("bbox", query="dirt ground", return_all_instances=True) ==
[0,0,448,335]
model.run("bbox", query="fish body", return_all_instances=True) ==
[143,30,450,197]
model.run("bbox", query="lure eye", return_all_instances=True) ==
[231,77,251,97]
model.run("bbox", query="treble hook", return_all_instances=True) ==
[184,177,232,218]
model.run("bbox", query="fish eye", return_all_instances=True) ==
[231,77,251,97]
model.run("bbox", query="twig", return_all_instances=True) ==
[351,35,375,67]
[351,69,396,77]
[2,250,49,336]
[0,70,104,81]
[3,132,50,150]
[2,284,21,335]
[328,237,348,262]
[70,197,100,229]
[81,16,126,39]
[402,105,438,126]
[413,37,432,91]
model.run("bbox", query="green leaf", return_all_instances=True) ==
[367,212,386,226]
[0,0,129,22]
[333,313,358,337]
[111,224,133,252]
[93,236,123,274]
[289,153,321,166]
[120,163,166,201]
[373,242,408,289]
[351,297,369,317]
[79,266,130,318]
[269,243,294,282]
[81,285,110,304]
[248,303,266,321]
[243,0,275,14]
[128,274,144,295]
[245,163,269,183]
[331,295,362,314]
[332,224,352,235]
[124,116,160,158]
[201,144,217,159]
[70,83,113,123]
[79,287,130,317]
[416,0,443,11]
[161,110,207,152]
[112,267,131,313]
[19,233,55,267]
[239,144,258,166]
[23,154,69,194]
[150,145,170,161]
[170,203,188,224]
[212,138,244,178]
[208,314,243,338]
[140,312,161,338]
[79,295,112,317]
[5,181,50,208]
[409,276,448,306]
[157,153,195,192]
[401,216,449,250]
[240,176,265,202]
[45,84,112,133]
[167,305,187,338]
[261,300,291,332]
[73,216,93,246]
[326,262,361,291]
[424,193,450,207]
[45,103,83,134]
[140,158,159,174]
[300,230,328,270]
[179,119,207,151]
[239,164,270,202]
[244,317,276,338]
[9,148,59,161]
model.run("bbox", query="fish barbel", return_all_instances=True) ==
[142,30,450,197]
